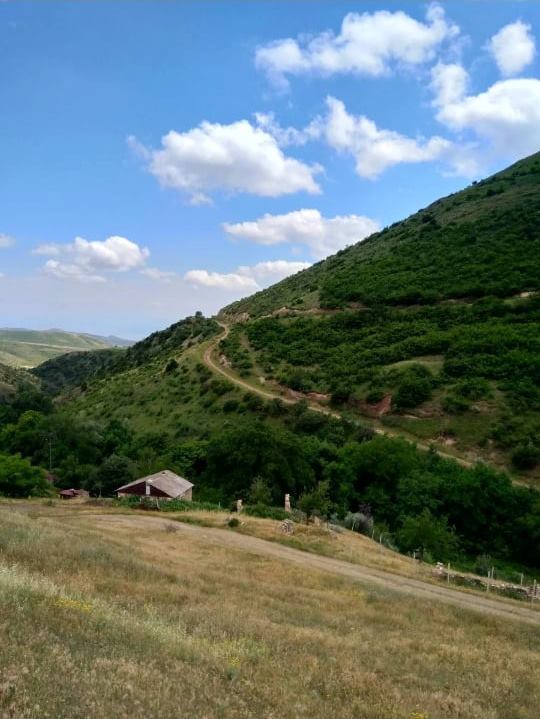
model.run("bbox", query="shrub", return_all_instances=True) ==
[342,511,373,535]
[164,358,179,373]
[511,443,540,470]
[244,504,289,520]
[443,394,470,414]
[247,477,272,506]
[394,368,433,410]
[298,481,332,519]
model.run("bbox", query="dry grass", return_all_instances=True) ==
[0,507,539,719]
[171,509,426,576]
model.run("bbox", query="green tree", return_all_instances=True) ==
[248,476,272,506]
[88,454,135,497]
[396,509,459,561]
[0,452,52,497]
[298,480,332,519]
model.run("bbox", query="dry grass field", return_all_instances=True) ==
[1,504,539,719]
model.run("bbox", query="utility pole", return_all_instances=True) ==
[43,431,56,473]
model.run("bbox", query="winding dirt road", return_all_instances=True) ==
[90,513,540,626]
[202,322,473,466]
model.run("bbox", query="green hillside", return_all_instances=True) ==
[1,155,540,575]
[0,363,39,402]
[224,152,540,318]
[0,328,132,368]
[218,152,540,480]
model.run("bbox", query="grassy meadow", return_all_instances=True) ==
[1,504,539,719]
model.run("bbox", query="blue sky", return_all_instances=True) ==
[1,1,539,338]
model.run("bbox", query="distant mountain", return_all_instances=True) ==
[0,328,133,368]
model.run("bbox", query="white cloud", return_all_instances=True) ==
[140,267,176,281]
[39,235,150,283]
[0,233,15,249]
[44,260,106,284]
[488,21,536,77]
[33,243,62,256]
[129,119,322,204]
[240,259,311,281]
[185,259,310,292]
[431,62,469,107]
[323,97,451,178]
[253,112,322,147]
[184,270,259,291]
[433,68,540,159]
[255,3,459,89]
[224,209,379,260]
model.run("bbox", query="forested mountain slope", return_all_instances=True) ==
[219,153,540,479]
[224,152,540,318]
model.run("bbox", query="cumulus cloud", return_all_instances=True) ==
[432,63,540,160]
[488,21,536,77]
[224,209,379,260]
[323,97,451,178]
[128,119,322,204]
[38,235,150,283]
[185,259,310,292]
[431,62,469,107]
[0,233,15,249]
[255,3,459,89]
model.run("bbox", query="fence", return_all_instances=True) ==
[432,562,540,603]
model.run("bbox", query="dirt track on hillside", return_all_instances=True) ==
[202,323,474,467]
[89,513,540,626]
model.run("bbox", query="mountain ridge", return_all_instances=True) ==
[0,327,133,368]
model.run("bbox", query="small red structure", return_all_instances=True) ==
[58,488,90,500]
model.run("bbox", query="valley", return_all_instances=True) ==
[0,328,132,368]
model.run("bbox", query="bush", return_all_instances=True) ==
[244,504,289,520]
[298,481,332,519]
[164,358,179,373]
[394,369,433,410]
[511,443,540,470]
[247,476,272,505]
[228,517,240,528]
[443,393,470,414]
[342,511,373,535]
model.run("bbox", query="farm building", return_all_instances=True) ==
[116,470,193,501]
[58,488,90,500]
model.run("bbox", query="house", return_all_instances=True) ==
[116,470,193,502]
[58,488,90,500]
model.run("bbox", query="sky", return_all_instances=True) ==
[1,1,539,339]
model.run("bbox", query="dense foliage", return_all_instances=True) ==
[1,371,538,570]
[219,154,540,478]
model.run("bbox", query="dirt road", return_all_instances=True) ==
[202,323,473,466]
[90,513,540,626]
